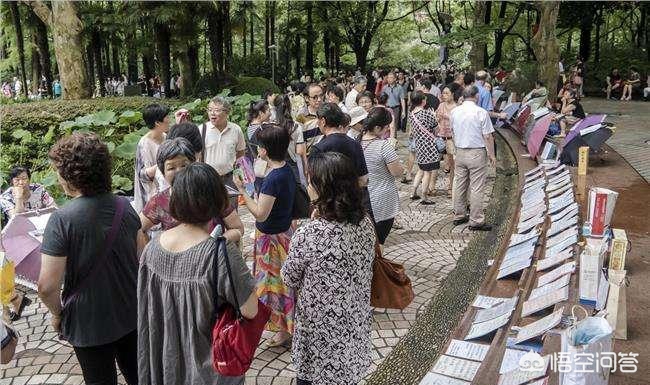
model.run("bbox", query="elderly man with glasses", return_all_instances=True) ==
[296,83,325,151]
[199,96,246,207]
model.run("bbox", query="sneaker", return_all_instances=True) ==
[468,223,493,231]
[419,199,435,205]
[410,194,421,200]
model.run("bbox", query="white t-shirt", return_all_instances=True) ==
[450,101,495,149]
[345,88,359,110]
[202,121,246,175]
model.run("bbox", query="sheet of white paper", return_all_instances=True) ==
[547,183,573,199]
[419,372,471,385]
[514,308,564,344]
[465,313,511,340]
[545,164,566,176]
[26,212,51,231]
[431,355,481,382]
[547,218,577,238]
[510,230,540,247]
[546,228,578,249]
[549,203,578,221]
[472,295,507,309]
[498,258,532,279]
[445,339,491,362]
[529,274,571,300]
[517,216,545,233]
[536,249,573,271]
[521,285,569,316]
[546,235,578,257]
[499,348,529,374]
[501,252,535,271]
[537,262,576,287]
[525,165,543,177]
[548,170,570,183]
[497,355,550,385]
[474,296,519,323]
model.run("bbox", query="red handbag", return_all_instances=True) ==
[211,237,271,377]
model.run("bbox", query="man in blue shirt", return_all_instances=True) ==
[475,70,507,120]
[381,72,406,132]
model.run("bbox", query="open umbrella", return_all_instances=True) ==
[563,114,606,146]
[0,210,53,289]
[527,114,554,158]
[559,125,613,166]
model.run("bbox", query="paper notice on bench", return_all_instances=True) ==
[545,164,566,176]
[522,285,569,317]
[498,257,532,279]
[546,227,579,249]
[419,372,471,385]
[547,183,573,199]
[445,339,491,362]
[472,295,507,309]
[546,235,578,257]
[537,262,576,287]
[510,230,540,247]
[549,203,578,222]
[529,274,571,300]
[525,165,543,177]
[514,307,564,344]
[499,348,529,374]
[536,249,574,271]
[465,313,511,340]
[498,355,550,385]
[474,296,519,323]
[431,355,481,382]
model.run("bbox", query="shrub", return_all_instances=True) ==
[231,76,280,96]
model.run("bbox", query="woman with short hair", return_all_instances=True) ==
[138,163,258,385]
[435,84,460,195]
[282,151,375,385]
[138,138,244,251]
[0,165,56,219]
[39,132,140,384]
[409,90,441,205]
[234,124,296,347]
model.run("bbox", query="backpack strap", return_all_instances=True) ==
[62,197,127,309]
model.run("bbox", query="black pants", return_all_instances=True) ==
[73,330,138,385]
[374,217,395,244]
[297,379,312,385]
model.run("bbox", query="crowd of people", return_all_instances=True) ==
[0,62,608,384]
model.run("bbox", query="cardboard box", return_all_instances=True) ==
[609,228,628,270]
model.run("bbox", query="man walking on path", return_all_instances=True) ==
[381,72,406,132]
[450,85,495,231]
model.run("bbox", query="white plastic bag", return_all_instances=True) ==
[560,306,613,385]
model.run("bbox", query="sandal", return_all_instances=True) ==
[401,177,412,184]
[266,333,292,347]
[419,199,435,205]
[9,296,32,321]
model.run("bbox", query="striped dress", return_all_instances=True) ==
[360,138,400,222]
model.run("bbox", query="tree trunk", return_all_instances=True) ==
[578,15,593,61]
[155,24,171,96]
[489,2,508,68]
[532,2,560,103]
[85,43,94,89]
[9,1,28,98]
[566,30,572,54]
[305,1,314,75]
[103,36,112,76]
[29,0,91,99]
[140,19,153,88]
[594,10,601,63]
[294,34,301,77]
[242,14,247,58]
[249,9,254,57]
[469,0,487,72]
[207,4,224,75]
[31,42,40,94]
[112,40,121,76]
[92,29,105,96]
[27,7,52,95]
[323,29,331,71]
[270,2,275,50]
[126,27,138,83]
[223,2,232,71]
[265,2,270,61]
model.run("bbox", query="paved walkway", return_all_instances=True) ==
[581,98,650,182]
[0,135,493,385]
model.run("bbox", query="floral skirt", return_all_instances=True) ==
[253,228,295,334]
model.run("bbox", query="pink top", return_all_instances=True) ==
[435,102,456,138]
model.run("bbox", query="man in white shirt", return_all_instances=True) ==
[344,75,367,110]
[450,85,496,231]
[200,96,246,206]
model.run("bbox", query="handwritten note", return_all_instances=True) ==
[465,313,511,340]
[472,295,507,309]
[522,286,569,317]
[419,372,471,385]
[529,274,571,300]
[474,296,518,323]
[431,355,481,382]
[537,262,576,287]
[514,307,564,344]
[445,339,490,362]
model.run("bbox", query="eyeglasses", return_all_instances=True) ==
[308,94,323,100]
